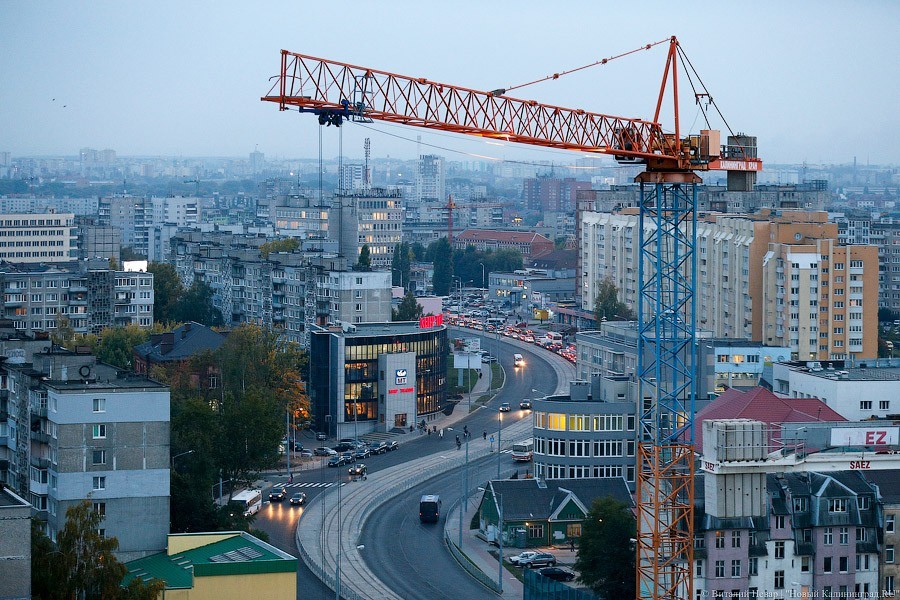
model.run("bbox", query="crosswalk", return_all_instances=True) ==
[284,482,334,489]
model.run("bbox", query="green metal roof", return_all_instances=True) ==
[124,532,297,589]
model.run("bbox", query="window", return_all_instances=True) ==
[839,556,848,573]
[731,559,741,578]
[92,476,106,490]
[92,502,106,517]
[528,523,544,538]
[774,540,785,559]
[829,499,847,513]
[92,424,107,439]
[887,545,895,564]
[715,531,725,548]
[886,576,895,595]
[861,400,872,411]
[840,527,849,545]
[92,398,106,413]
[92,450,106,465]
[774,570,784,589]
[749,557,758,576]
[795,496,809,512]
[775,515,785,529]
[887,514,895,533]
[695,560,703,577]
[856,528,867,542]
[880,401,890,411]
[801,556,811,573]
[824,528,833,545]
[715,560,725,578]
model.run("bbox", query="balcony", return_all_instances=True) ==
[31,431,50,444]
[31,404,48,418]
[68,284,88,293]
[30,455,50,469]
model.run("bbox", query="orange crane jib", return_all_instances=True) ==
[261,44,761,175]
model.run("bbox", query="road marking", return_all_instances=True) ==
[286,482,333,488]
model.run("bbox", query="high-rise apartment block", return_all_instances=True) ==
[334,188,404,269]
[0,212,77,263]
[580,209,879,360]
[0,260,154,335]
[0,337,170,561]
[416,155,445,202]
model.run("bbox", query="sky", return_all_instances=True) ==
[1,1,898,166]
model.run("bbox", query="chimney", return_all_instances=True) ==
[160,332,175,355]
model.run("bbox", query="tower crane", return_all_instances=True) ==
[263,37,761,600]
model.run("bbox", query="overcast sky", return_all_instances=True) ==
[2,1,897,166]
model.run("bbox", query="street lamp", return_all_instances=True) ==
[479,262,486,291]
[171,449,194,471]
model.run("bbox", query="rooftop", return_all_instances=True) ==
[0,485,30,509]
[456,229,552,245]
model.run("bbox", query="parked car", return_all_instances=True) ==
[537,566,575,582]
[348,463,368,477]
[268,486,287,502]
[340,452,355,464]
[519,400,532,410]
[327,455,345,467]
[332,443,355,453]
[499,402,511,412]
[354,446,371,459]
[315,432,328,441]
[314,447,337,457]
[386,441,399,451]
[290,492,307,506]
[521,552,557,568]
[299,449,314,457]
[508,551,539,566]
[371,441,389,455]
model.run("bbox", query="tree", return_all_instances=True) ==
[148,262,184,323]
[593,276,635,324]
[51,315,76,348]
[428,238,453,295]
[392,291,424,321]
[259,237,300,258]
[411,241,426,262]
[355,244,372,271]
[575,497,636,599]
[391,242,413,288]
[173,281,223,326]
[30,501,163,599]
[94,325,151,370]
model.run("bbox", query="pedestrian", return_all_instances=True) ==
[570,539,575,552]
[456,439,462,450]
[427,427,431,435]
[439,428,444,439]
[483,430,487,441]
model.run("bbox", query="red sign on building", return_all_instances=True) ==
[418,314,443,329]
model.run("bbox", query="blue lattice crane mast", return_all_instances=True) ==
[263,37,761,600]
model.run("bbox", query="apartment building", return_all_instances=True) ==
[0,486,31,599]
[415,154,445,202]
[333,188,404,269]
[0,211,77,263]
[580,209,879,361]
[864,471,900,597]
[0,260,154,335]
[869,218,900,314]
[0,340,169,561]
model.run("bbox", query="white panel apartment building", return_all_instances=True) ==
[580,210,879,360]
[0,212,77,263]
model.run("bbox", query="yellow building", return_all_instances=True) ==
[124,531,297,599]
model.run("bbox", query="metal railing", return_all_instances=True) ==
[443,497,502,593]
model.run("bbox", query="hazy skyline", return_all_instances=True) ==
[2,2,897,166]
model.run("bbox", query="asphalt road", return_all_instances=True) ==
[254,331,562,598]
[359,454,517,600]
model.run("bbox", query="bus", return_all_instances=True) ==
[419,494,442,523]
[543,332,563,346]
[486,317,505,326]
[229,489,263,517]
[511,439,534,462]
[514,353,525,367]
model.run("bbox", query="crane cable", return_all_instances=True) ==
[489,37,672,96]
[675,44,737,139]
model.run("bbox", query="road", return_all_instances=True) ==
[360,454,517,600]
[254,329,564,598]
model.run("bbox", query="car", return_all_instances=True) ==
[327,455,345,467]
[519,400,532,410]
[299,449,314,457]
[340,452,356,464]
[268,486,287,502]
[508,551,539,566]
[339,438,356,444]
[348,463,367,477]
[482,354,497,363]
[332,443,354,453]
[290,492,307,506]
[371,441,389,455]
[386,441,399,451]
[315,432,328,441]
[499,402,511,412]
[291,441,303,452]
[314,447,336,457]
[521,552,557,568]
[354,447,371,459]
[537,566,575,582]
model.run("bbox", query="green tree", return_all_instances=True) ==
[95,325,151,370]
[259,237,300,258]
[148,262,184,323]
[593,276,635,324]
[575,497,636,599]
[30,501,163,599]
[173,281,223,326]
[392,291,424,321]
[51,315,76,348]
[411,241,426,262]
[428,238,453,295]
[391,242,413,288]
[355,244,372,271]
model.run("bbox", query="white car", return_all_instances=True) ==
[509,551,539,566]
